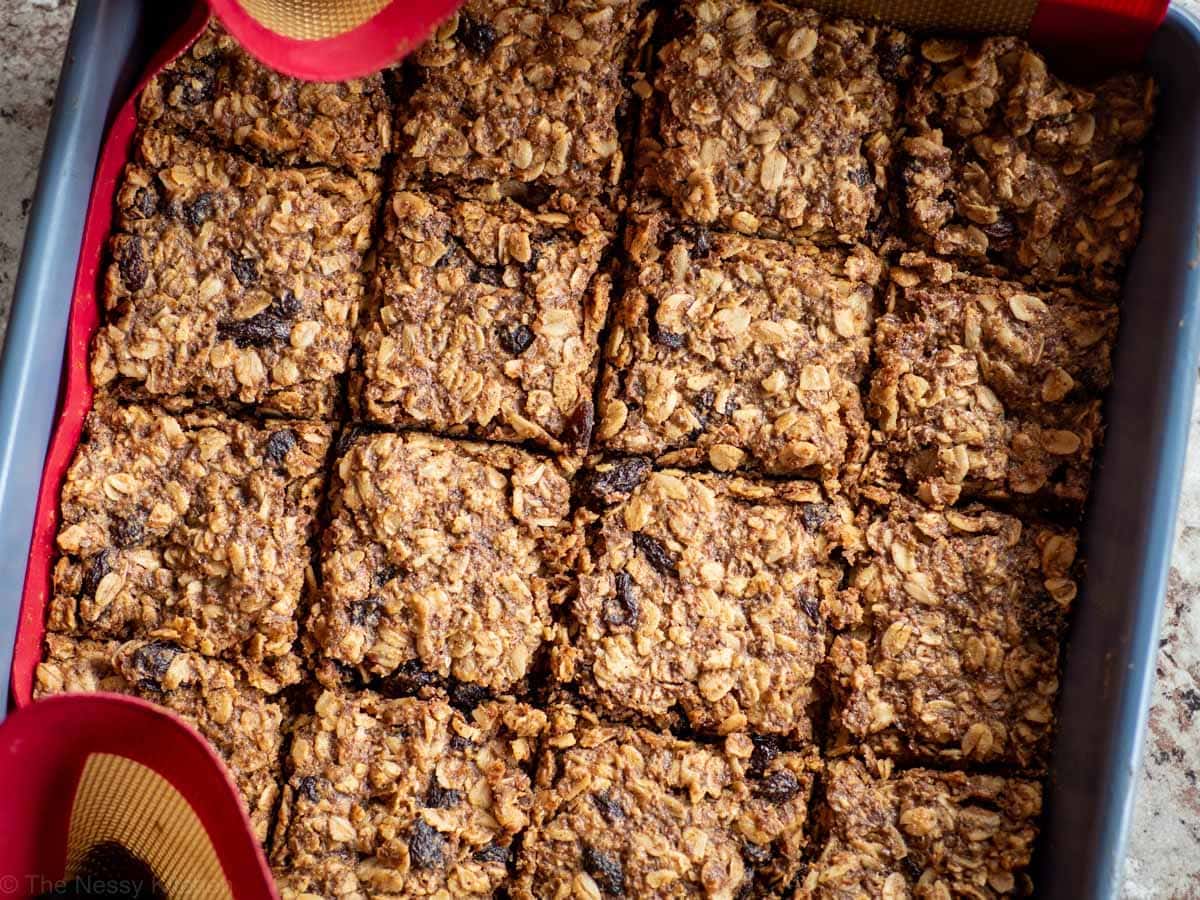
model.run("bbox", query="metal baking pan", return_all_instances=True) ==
[3,3,1199,897]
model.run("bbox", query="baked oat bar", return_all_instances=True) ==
[513,708,821,898]
[46,401,330,686]
[35,634,285,843]
[797,758,1041,899]
[352,190,613,452]
[310,430,571,692]
[140,20,392,170]
[394,0,649,206]
[829,496,1079,768]
[272,689,545,898]
[864,252,1118,509]
[595,211,879,485]
[903,35,1154,297]
[90,128,379,419]
[557,466,859,738]
[636,0,906,244]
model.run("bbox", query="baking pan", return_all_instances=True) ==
[3,4,1199,898]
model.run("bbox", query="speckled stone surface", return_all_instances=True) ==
[0,2,1197,896]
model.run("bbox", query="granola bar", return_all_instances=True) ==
[272,689,546,898]
[309,430,571,692]
[636,0,906,244]
[352,190,613,452]
[394,0,649,207]
[595,211,879,485]
[34,634,285,843]
[513,707,822,897]
[797,758,1041,899]
[557,466,859,738]
[46,401,330,687]
[140,20,392,170]
[90,128,379,419]
[829,496,1079,768]
[903,35,1154,297]
[864,252,1118,509]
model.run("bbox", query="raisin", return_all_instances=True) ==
[755,769,801,803]
[591,789,626,824]
[298,776,321,802]
[662,223,711,256]
[426,778,463,809]
[111,513,145,548]
[374,563,400,588]
[449,733,474,752]
[409,819,446,869]
[449,681,491,711]
[879,36,908,81]
[799,594,821,624]
[474,844,511,864]
[348,597,382,628]
[983,216,1016,245]
[80,550,112,597]
[131,187,158,219]
[800,503,831,531]
[129,641,178,689]
[230,254,260,287]
[692,227,712,256]
[748,735,780,779]
[581,845,625,896]
[119,237,148,292]
[561,400,594,449]
[183,191,215,229]
[848,167,872,187]
[603,572,639,628]
[457,14,498,56]
[217,290,300,348]
[498,323,535,355]
[575,457,651,507]
[652,328,685,349]
[380,659,437,697]
[264,429,297,466]
[633,532,678,578]
[742,842,772,867]
[177,71,213,105]
[472,265,505,286]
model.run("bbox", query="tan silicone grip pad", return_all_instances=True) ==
[789,0,1039,33]
[237,0,390,40]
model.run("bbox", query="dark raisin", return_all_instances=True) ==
[230,254,260,287]
[409,819,446,869]
[800,503,831,531]
[111,513,145,548]
[449,681,491,711]
[848,167,872,187]
[633,532,678,578]
[799,594,821,624]
[474,844,511,864]
[449,733,474,752]
[742,841,772,867]
[581,845,625,896]
[298,776,321,802]
[216,290,299,348]
[653,328,685,349]
[457,14,498,56]
[498,323,536,355]
[693,389,715,413]
[374,563,400,588]
[80,550,112,597]
[878,37,908,81]
[472,266,505,286]
[755,770,801,803]
[561,400,594,449]
[177,71,213,105]
[523,246,543,273]
[119,237,148,292]
[349,597,383,628]
[380,659,438,697]
[264,429,297,466]
[603,572,639,628]
[132,187,158,219]
[692,226,711,256]
[183,191,215,228]
[723,395,738,416]
[591,789,626,824]
[426,778,463,809]
[748,735,780,779]
[982,216,1016,244]
[575,457,651,508]
[129,641,178,689]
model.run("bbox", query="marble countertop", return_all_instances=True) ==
[1,1,1196,895]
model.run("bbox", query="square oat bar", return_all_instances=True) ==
[352,190,614,452]
[35,635,285,843]
[394,0,649,207]
[558,466,859,738]
[636,0,906,244]
[863,252,1118,510]
[90,128,379,419]
[310,430,571,692]
[46,401,330,687]
[903,36,1154,298]
[595,211,879,486]
[272,689,546,899]
[513,708,822,898]
[829,496,1079,769]
[796,758,1041,899]
[140,20,392,170]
